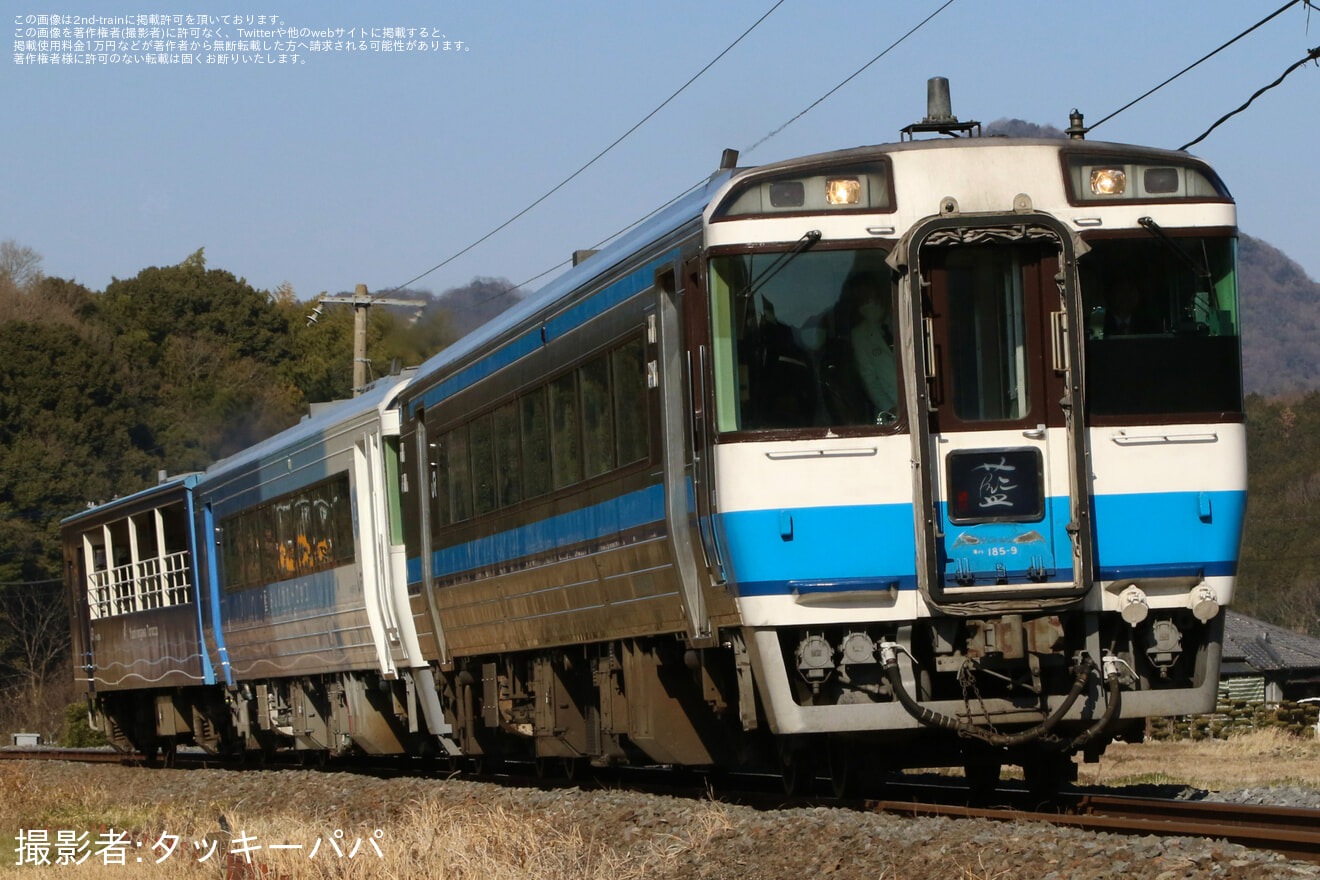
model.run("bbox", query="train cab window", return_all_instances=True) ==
[470,413,496,516]
[445,425,473,522]
[550,372,583,489]
[944,248,1031,422]
[1081,235,1241,418]
[612,338,649,464]
[493,401,522,508]
[580,354,615,479]
[521,388,551,499]
[710,247,901,433]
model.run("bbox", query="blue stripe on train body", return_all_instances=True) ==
[720,489,1244,597]
[405,487,1245,597]
[421,484,667,581]
[1091,489,1245,581]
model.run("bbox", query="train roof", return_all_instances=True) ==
[61,472,201,528]
[201,370,415,483]
[400,135,1220,403]
[403,171,734,397]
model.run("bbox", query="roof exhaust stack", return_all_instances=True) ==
[710,147,740,183]
[925,76,955,124]
[901,77,980,141]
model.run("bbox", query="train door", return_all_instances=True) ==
[904,220,1093,605]
[679,257,726,585]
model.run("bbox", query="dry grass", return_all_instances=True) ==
[1077,727,1320,790]
[0,763,735,880]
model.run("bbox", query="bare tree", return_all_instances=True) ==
[0,580,71,706]
[0,240,43,291]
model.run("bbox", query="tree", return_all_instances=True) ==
[86,251,304,465]
[0,321,154,582]
[0,240,43,290]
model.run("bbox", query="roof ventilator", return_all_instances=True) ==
[901,77,980,140]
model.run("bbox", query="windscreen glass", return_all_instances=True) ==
[1081,235,1240,417]
[710,247,900,432]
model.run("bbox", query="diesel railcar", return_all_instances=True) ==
[395,109,1244,792]
[66,97,1245,794]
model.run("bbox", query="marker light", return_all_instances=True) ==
[825,178,862,205]
[1090,168,1127,196]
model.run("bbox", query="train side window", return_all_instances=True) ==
[273,501,297,577]
[324,479,350,565]
[384,437,405,546]
[550,371,583,489]
[612,337,649,465]
[493,401,522,508]
[470,413,496,516]
[218,472,355,591]
[429,424,450,528]
[521,388,551,499]
[446,425,473,523]
[580,354,615,479]
[256,507,278,587]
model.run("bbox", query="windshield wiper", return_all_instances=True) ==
[737,229,822,302]
[1137,216,1218,310]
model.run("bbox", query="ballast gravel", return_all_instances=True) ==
[8,760,1320,879]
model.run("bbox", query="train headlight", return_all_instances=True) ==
[1188,585,1220,623]
[1090,167,1126,196]
[1067,155,1229,202]
[1119,586,1149,625]
[825,177,862,205]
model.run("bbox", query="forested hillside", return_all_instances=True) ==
[1239,234,1320,395]
[0,243,517,733]
[1236,392,1320,636]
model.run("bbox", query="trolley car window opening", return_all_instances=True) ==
[81,503,195,618]
[945,248,1031,422]
[710,247,900,432]
[1080,235,1241,417]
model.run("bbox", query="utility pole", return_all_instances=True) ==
[308,284,427,396]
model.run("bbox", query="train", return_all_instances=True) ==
[63,84,1246,796]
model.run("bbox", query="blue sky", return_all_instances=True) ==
[7,0,1318,304]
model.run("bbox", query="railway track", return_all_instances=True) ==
[866,792,1320,864]
[6,747,1319,864]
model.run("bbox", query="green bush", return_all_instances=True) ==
[60,701,107,748]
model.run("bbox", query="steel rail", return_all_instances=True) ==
[866,794,1320,864]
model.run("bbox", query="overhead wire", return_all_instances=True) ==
[1086,0,1311,134]
[441,175,712,315]
[740,0,958,157]
[467,0,963,311]
[1179,43,1320,150]
[378,0,788,299]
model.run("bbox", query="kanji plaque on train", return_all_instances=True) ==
[947,448,1044,524]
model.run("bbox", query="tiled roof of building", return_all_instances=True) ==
[1223,611,1320,672]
